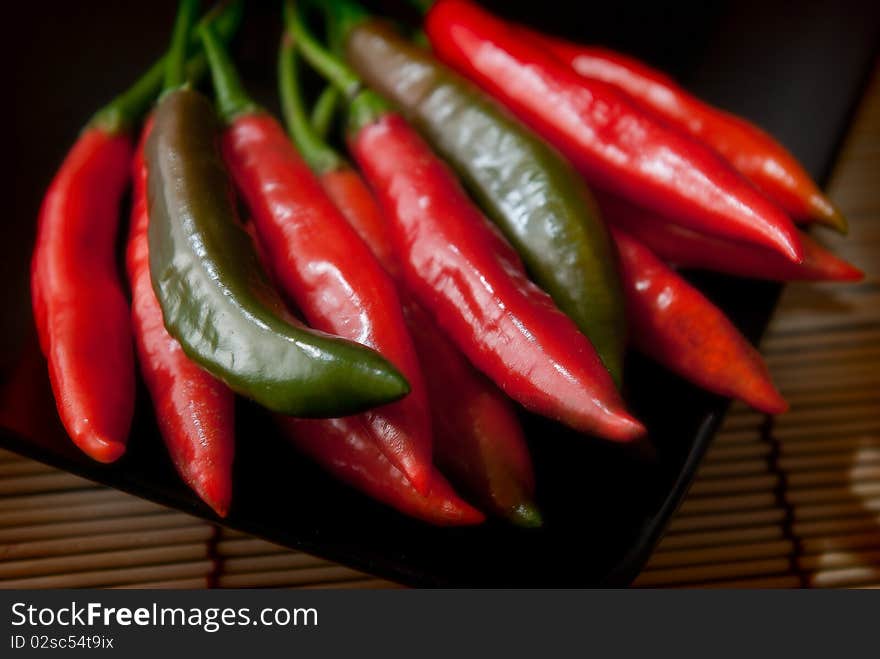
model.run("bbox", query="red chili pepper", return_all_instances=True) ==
[127,116,235,517]
[519,29,847,233]
[319,168,399,278]
[30,125,135,464]
[352,112,642,441]
[425,0,804,263]
[244,202,482,525]
[28,0,244,464]
[600,194,863,283]
[305,126,540,525]
[404,301,541,526]
[323,171,541,524]
[290,2,643,441]
[201,30,433,493]
[277,35,539,525]
[275,416,484,526]
[611,226,787,414]
[243,222,482,526]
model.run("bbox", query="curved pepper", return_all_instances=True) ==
[612,226,787,414]
[600,194,863,283]
[279,31,538,523]
[340,12,626,383]
[321,173,540,524]
[425,0,804,263]
[521,29,846,233]
[404,301,541,526]
[31,126,134,463]
[199,28,431,491]
[351,113,643,440]
[276,416,484,526]
[146,88,409,417]
[29,1,243,463]
[128,116,235,517]
[289,6,643,441]
[244,216,482,525]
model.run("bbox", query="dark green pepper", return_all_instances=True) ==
[146,87,410,416]
[340,16,627,383]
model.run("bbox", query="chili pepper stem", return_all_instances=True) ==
[286,0,391,134]
[323,0,370,46]
[199,22,258,122]
[310,87,339,139]
[89,62,165,134]
[278,35,343,173]
[163,0,201,92]
[284,0,361,99]
[86,1,243,133]
[407,0,435,13]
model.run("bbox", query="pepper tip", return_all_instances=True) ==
[509,501,544,528]
[602,412,647,443]
[80,434,127,464]
[810,195,849,234]
[746,383,788,416]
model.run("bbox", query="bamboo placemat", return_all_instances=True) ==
[0,67,877,590]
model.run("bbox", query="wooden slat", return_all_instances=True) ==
[0,512,206,543]
[216,566,367,589]
[0,497,169,528]
[0,544,209,580]
[0,526,214,562]
[0,560,215,589]
[0,487,124,511]
[0,472,93,495]
[659,526,785,551]
[635,558,793,587]
[648,540,795,569]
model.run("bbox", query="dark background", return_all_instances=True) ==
[3,1,879,586]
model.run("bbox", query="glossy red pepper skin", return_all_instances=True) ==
[276,416,484,526]
[319,168,399,277]
[612,227,787,414]
[404,301,540,526]
[351,112,643,441]
[425,0,803,263]
[222,112,433,493]
[600,194,863,283]
[244,212,481,526]
[522,30,846,232]
[30,127,135,463]
[318,163,540,525]
[127,117,235,517]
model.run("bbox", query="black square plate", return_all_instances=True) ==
[2,0,878,586]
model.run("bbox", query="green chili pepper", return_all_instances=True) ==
[333,6,627,383]
[146,2,409,417]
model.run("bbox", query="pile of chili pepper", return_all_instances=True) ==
[30,0,861,526]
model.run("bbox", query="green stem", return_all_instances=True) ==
[412,29,430,48]
[90,60,164,134]
[199,22,258,122]
[278,36,342,173]
[407,0,435,13]
[323,0,368,55]
[285,0,390,135]
[164,0,201,92]
[87,0,244,133]
[310,87,339,140]
[283,0,360,99]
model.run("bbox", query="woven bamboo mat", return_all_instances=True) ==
[1,68,877,590]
